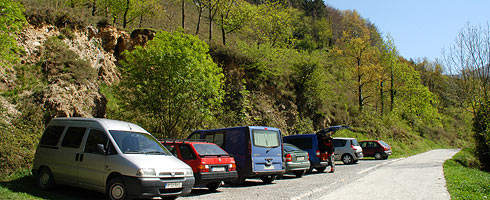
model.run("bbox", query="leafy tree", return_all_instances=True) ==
[0,0,26,65]
[218,0,253,45]
[117,31,224,138]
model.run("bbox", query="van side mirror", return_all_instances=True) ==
[97,144,106,155]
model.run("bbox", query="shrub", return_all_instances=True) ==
[473,100,490,171]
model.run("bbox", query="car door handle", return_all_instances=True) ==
[75,153,79,161]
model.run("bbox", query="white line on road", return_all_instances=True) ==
[356,158,403,175]
[289,179,343,200]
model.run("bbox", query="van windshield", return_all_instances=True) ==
[109,131,171,155]
[252,130,280,148]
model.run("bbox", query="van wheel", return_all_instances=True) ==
[293,170,305,178]
[342,154,353,164]
[316,167,327,173]
[107,177,128,200]
[374,152,382,160]
[260,175,276,184]
[37,167,55,190]
[206,182,221,191]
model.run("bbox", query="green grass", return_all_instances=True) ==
[444,149,490,199]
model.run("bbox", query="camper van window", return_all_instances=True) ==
[204,132,225,147]
[252,130,280,148]
[40,126,65,146]
[61,127,87,148]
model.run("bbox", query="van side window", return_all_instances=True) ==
[84,129,108,154]
[39,126,65,146]
[204,132,225,148]
[179,145,196,160]
[61,127,87,148]
[286,138,313,149]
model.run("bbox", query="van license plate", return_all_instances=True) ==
[297,156,304,161]
[211,167,225,172]
[264,165,274,170]
[165,182,182,189]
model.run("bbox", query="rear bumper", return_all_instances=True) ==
[194,171,238,186]
[384,150,392,156]
[355,152,364,159]
[285,162,310,173]
[123,176,194,198]
[311,161,329,168]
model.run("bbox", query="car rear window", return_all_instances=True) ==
[193,143,228,156]
[284,143,302,152]
[252,130,280,148]
[350,139,359,146]
[379,140,390,147]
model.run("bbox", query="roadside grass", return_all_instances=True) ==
[0,169,104,200]
[444,148,490,199]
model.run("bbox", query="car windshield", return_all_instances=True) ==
[351,139,359,146]
[284,143,302,152]
[379,140,390,147]
[109,130,171,155]
[252,130,280,148]
[193,143,228,156]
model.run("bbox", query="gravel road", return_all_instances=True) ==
[180,149,459,200]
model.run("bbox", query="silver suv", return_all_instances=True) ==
[333,137,363,164]
[33,118,194,199]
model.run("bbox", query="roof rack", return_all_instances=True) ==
[159,138,208,144]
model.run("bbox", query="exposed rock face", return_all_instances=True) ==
[13,23,153,121]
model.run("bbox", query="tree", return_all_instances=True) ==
[117,31,224,138]
[0,0,26,65]
[218,0,253,45]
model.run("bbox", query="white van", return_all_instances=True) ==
[33,118,194,200]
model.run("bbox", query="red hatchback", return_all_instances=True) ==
[359,140,392,160]
[162,140,238,191]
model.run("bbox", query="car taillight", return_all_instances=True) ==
[307,153,309,161]
[198,164,209,172]
[351,145,357,151]
[383,147,389,151]
[285,154,292,162]
[316,150,320,158]
[228,163,236,171]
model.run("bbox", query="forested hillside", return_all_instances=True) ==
[0,0,476,178]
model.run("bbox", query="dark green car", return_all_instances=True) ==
[284,143,311,178]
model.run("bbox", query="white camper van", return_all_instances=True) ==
[33,118,194,200]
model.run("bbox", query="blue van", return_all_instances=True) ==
[283,134,329,173]
[188,126,284,185]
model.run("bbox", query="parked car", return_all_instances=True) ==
[283,143,311,178]
[283,134,330,173]
[333,137,363,164]
[359,140,392,160]
[283,126,349,173]
[188,126,284,185]
[161,140,238,191]
[33,118,194,200]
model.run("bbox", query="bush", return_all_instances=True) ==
[473,100,490,171]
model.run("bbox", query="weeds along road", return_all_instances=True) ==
[182,149,459,200]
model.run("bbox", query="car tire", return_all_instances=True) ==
[106,177,128,200]
[293,170,305,178]
[260,175,276,184]
[342,154,354,164]
[374,152,382,160]
[383,155,389,160]
[316,167,327,173]
[37,167,55,190]
[206,182,221,191]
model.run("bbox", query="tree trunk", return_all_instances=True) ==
[357,58,363,112]
[196,7,202,34]
[91,0,96,16]
[182,0,185,29]
[380,80,384,114]
[123,0,130,28]
[208,4,212,41]
[390,67,394,112]
[221,14,226,45]
[139,15,143,28]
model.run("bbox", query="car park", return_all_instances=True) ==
[283,143,310,178]
[359,140,392,160]
[161,140,238,191]
[32,117,194,200]
[333,137,363,164]
[188,126,284,185]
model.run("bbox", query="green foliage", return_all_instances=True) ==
[473,100,490,171]
[444,149,490,199]
[116,31,224,138]
[0,0,26,65]
[41,37,96,85]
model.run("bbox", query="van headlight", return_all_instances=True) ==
[184,168,193,177]
[136,168,156,177]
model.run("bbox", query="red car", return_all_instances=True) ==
[359,140,392,160]
[162,140,238,191]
